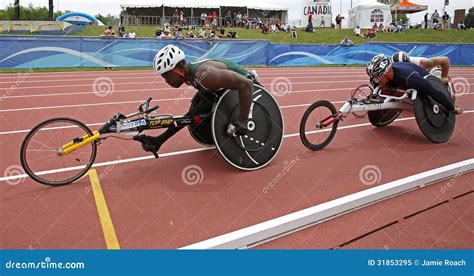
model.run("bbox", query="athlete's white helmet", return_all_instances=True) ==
[366,54,393,81]
[153,45,186,75]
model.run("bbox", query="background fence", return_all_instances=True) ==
[0,36,472,68]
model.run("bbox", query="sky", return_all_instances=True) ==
[0,0,472,24]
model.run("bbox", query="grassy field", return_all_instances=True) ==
[72,25,474,44]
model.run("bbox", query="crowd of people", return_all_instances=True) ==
[103,8,468,41]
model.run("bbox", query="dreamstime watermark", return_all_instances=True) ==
[359,165,382,186]
[440,164,473,194]
[270,77,293,97]
[175,67,212,105]
[181,165,204,186]
[451,77,470,97]
[262,156,300,193]
[4,257,85,270]
[92,76,115,97]
[84,156,121,194]
[0,68,33,102]
[3,165,26,186]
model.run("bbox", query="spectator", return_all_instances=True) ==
[282,23,290,32]
[174,27,184,39]
[173,9,180,25]
[424,12,429,29]
[340,37,354,46]
[198,28,207,38]
[366,28,376,38]
[200,12,207,26]
[225,10,232,27]
[431,10,440,28]
[243,13,249,26]
[163,23,170,33]
[118,26,126,38]
[187,31,195,38]
[160,29,173,39]
[394,23,403,33]
[290,26,297,38]
[306,21,314,32]
[209,28,216,40]
[458,21,467,30]
[354,25,362,36]
[379,23,386,32]
[227,29,238,38]
[261,24,269,34]
[271,23,279,32]
[335,14,342,29]
[155,28,162,38]
[103,26,115,37]
[179,11,187,27]
[128,30,136,38]
[372,22,379,31]
[235,12,242,27]
[218,28,226,38]
[308,11,313,25]
[211,11,218,27]
[442,12,450,29]
[319,15,325,28]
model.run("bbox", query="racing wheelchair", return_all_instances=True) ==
[20,84,284,186]
[300,73,456,151]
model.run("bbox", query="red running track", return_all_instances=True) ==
[0,67,473,249]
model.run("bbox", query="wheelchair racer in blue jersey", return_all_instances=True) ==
[366,54,463,115]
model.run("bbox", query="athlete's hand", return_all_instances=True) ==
[227,118,249,137]
[440,77,450,83]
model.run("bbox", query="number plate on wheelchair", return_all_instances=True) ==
[121,119,146,130]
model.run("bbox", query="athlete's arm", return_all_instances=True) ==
[198,65,253,119]
[426,56,450,81]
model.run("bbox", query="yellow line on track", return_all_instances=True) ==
[88,169,120,249]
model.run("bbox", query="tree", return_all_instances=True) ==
[0,4,67,20]
[465,7,474,28]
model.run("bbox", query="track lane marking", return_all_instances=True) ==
[88,169,120,250]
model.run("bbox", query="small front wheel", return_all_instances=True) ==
[20,118,97,186]
[300,100,339,151]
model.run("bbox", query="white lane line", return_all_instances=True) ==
[0,74,378,85]
[2,110,473,183]
[0,79,384,91]
[0,86,356,100]
[180,158,474,249]
[1,91,473,113]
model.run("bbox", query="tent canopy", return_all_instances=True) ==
[391,0,427,14]
[348,1,392,29]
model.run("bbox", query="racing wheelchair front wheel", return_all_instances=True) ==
[20,118,97,186]
[300,100,339,151]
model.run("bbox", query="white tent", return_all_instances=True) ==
[348,0,392,29]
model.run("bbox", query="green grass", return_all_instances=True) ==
[71,25,474,44]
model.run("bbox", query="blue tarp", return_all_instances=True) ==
[0,36,472,68]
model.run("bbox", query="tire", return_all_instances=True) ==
[368,109,402,127]
[20,118,97,186]
[351,84,373,118]
[300,100,339,151]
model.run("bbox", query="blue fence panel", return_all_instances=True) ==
[0,36,472,69]
[0,36,83,68]
[202,40,268,65]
